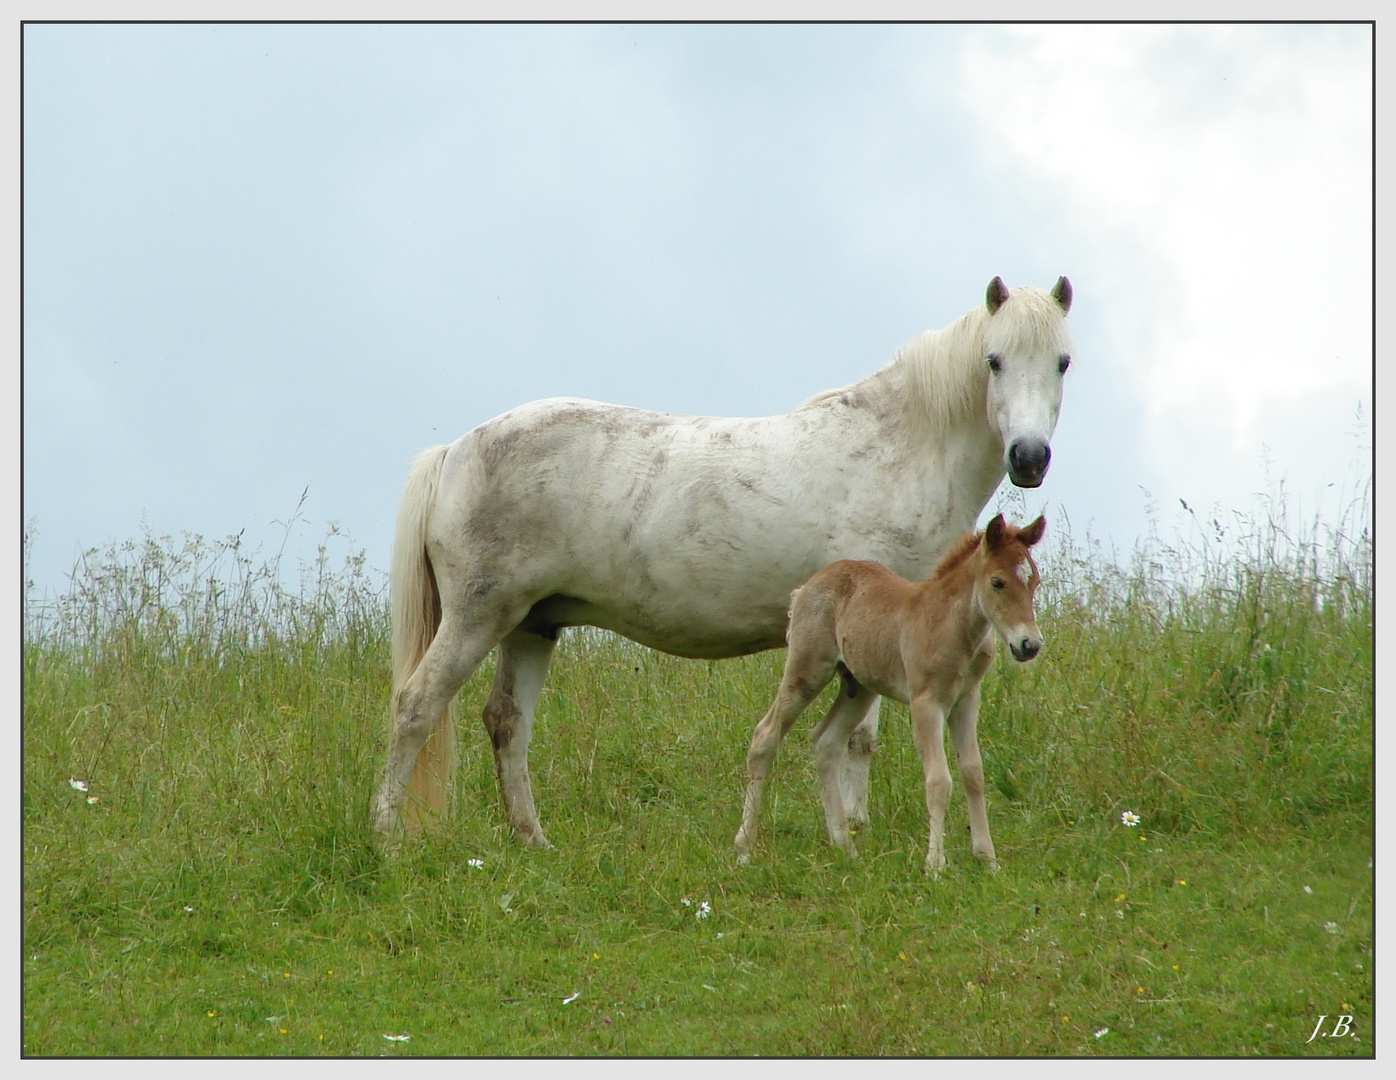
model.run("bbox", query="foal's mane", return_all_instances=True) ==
[929,530,983,582]
[931,519,1042,585]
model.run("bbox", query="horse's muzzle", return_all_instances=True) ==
[1009,637,1042,663]
[1008,439,1051,488]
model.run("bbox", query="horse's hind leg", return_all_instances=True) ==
[734,654,834,863]
[482,629,557,848]
[373,616,501,836]
[811,678,879,858]
[840,696,881,827]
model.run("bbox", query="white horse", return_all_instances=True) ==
[372,275,1074,845]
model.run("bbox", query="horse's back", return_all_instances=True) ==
[426,397,817,653]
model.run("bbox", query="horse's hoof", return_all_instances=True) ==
[371,807,399,838]
[372,821,403,856]
[735,851,751,866]
[924,853,946,876]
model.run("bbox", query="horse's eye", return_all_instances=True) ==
[987,354,1003,374]
[1058,355,1071,374]
[990,577,1005,590]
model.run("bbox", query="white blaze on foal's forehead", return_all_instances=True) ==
[1015,559,1033,586]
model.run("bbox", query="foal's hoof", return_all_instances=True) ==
[924,852,947,877]
[735,851,752,866]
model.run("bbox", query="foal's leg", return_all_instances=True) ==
[812,681,880,858]
[909,691,953,875]
[840,696,881,827]
[373,616,503,837]
[482,629,557,848]
[734,657,834,863]
[947,684,998,870]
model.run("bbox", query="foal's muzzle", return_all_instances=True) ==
[1008,439,1051,488]
[1008,636,1042,663]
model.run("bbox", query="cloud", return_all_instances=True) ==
[958,25,1370,516]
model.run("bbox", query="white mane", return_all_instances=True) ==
[893,285,1070,438]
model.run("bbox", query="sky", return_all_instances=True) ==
[21,22,1373,600]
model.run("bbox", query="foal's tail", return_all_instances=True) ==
[391,445,452,832]
[785,587,803,637]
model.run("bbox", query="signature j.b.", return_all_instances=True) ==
[1306,1015,1357,1043]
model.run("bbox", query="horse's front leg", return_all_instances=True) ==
[482,629,557,848]
[909,691,952,875]
[947,684,997,870]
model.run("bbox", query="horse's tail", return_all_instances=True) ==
[391,444,452,832]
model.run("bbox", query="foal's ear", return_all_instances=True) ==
[1051,276,1072,313]
[986,276,1010,314]
[1019,514,1047,547]
[984,513,1007,547]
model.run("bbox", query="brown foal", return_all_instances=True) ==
[734,513,1046,874]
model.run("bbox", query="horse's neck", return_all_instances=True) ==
[849,361,1005,525]
[787,348,1004,577]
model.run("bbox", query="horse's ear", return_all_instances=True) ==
[1019,514,1047,547]
[1051,276,1072,313]
[986,276,1010,314]
[984,513,1007,548]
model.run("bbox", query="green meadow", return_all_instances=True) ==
[22,495,1372,1057]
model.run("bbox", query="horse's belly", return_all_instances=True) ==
[519,590,791,659]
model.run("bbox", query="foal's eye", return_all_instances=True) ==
[1058,355,1071,374]
[986,353,1003,374]
[990,577,1005,590]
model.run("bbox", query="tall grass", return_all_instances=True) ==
[22,493,1371,1057]
[981,481,1372,839]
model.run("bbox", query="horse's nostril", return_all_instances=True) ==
[1010,440,1051,476]
[1007,442,1050,489]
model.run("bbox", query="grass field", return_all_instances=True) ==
[22,497,1372,1057]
